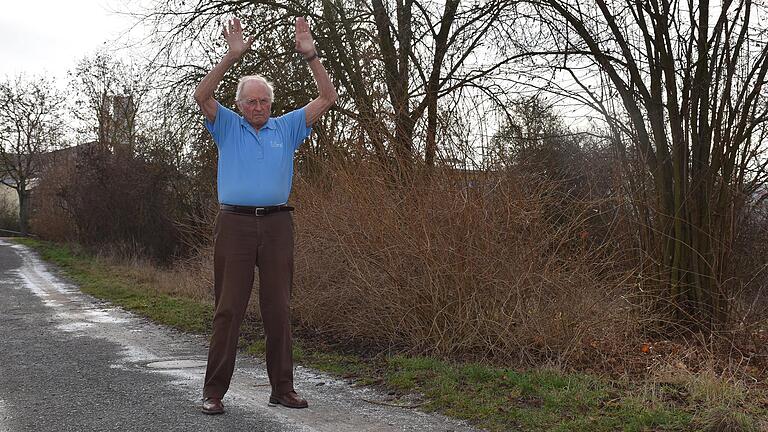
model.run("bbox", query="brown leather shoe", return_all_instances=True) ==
[269,391,308,409]
[202,397,225,415]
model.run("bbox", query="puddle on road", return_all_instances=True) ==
[146,359,207,369]
[57,322,94,332]
[84,308,129,323]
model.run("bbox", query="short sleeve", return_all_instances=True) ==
[280,108,313,151]
[204,102,239,148]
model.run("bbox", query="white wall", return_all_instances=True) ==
[0,183,20,225]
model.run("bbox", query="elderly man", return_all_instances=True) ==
[193,16,337,414]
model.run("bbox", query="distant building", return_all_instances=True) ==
[0,178,20,213]
[98,94,136,158]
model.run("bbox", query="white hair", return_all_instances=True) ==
[235,75,274,102]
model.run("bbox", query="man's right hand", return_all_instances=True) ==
[194,17,254,122]
[223,18,254,58]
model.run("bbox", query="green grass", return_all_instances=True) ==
[13,238,767,432]
[383,356,694,431]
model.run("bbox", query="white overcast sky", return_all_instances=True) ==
[0,0,136,82]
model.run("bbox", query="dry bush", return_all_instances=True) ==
[174,159,645,366]
[29,162,77,241]
[284,161,642,365]
[174,218,216,302]
[732,199,768,327]
[31,145,182,263]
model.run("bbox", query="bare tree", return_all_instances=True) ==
[133,0,522,172]
[517,0,768,327]
[0,76,65,235]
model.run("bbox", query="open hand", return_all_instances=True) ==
[223,18,254,57]
[294,17,316,58]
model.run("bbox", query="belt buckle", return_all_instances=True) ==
[254,207,267,216]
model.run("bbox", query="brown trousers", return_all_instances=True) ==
[203,210,295,399]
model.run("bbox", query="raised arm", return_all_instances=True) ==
[194,18,254,123]
[294,17,338,127]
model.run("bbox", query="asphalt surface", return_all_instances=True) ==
[0,239,481,432]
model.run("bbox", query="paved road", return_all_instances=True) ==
[0,239,480,432]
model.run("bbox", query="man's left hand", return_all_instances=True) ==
[294,17,316,58]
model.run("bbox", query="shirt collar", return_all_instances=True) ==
[239,116,276,134]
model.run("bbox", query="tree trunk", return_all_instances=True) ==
[17,185,29,236]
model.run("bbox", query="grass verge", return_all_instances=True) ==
[14,238,214,333]
[12,238,766,431]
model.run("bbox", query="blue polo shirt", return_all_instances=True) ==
[205,102,311,206]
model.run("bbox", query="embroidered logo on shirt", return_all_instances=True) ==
[271,140,284,148]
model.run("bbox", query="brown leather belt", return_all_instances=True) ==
[219,204,294,216]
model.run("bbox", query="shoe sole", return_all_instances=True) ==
[202,407,225,415]
[269,396,308,409]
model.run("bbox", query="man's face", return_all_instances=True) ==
[237,81,272,129]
